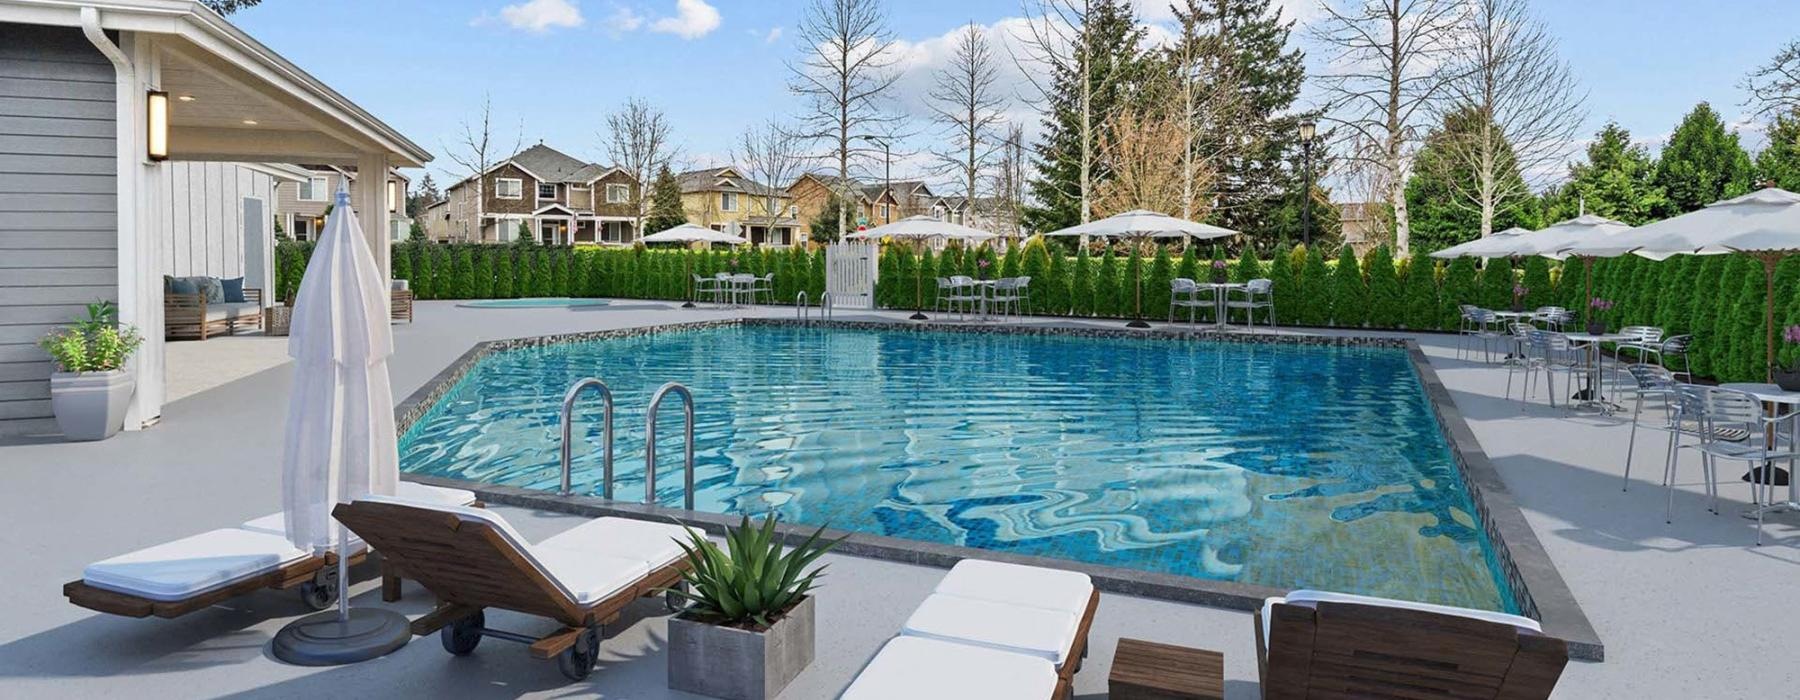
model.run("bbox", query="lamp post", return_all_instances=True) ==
[857,135,892,224]
[1298,121,1316,249]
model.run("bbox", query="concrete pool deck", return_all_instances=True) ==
[2,299,1796,698]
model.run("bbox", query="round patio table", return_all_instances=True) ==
[1561,332,1629,412]
[1197,282,1245,329]
[1719,382,1800,519]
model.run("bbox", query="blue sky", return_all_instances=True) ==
[228,0,1800,190]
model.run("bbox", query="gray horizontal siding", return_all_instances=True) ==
[0,22,115,427]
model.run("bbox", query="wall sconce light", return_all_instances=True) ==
[387,179,398,213]
[146,90,169,161]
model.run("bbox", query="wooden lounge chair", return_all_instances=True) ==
[331,497,695,681]
[1255,590,1569,700]
[842,559,1098,699]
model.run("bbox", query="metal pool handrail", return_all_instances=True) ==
[796,290,809,322]
[821,291,834,321]
[559,378,614,498]
[645,382,696,510]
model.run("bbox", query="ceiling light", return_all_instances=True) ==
[241,119,258,125]
[176,95,195,102]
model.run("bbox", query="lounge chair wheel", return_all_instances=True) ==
[441,610,484,656]
[663,580,689,613]
[298,568,338,611]
[556,625,600,681]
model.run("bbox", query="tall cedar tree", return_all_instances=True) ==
[643,165,687,234]
[1025,0,1147,232]
[1071,246,1095,316]
[1401,256,1439,330]
[1330,246,1367,327]
[1520,257,1552,310]
[1363,245,1399,327]
[1655,103,1754,215]
[1266,243,1294,322]
[1754,111,1800,191]
[1440,258,1478,329]
[1542,122,1667,224]
[1298,244,1329,326]
[1172,0,1311,242]
[1406,108,1539,254]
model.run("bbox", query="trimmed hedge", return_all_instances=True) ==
[272,240,1800,384]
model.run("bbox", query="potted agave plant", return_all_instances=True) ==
[1776,325,1800,392]
[1586,298,1614,336]
[38,302,144,441]
[665,515,842,700]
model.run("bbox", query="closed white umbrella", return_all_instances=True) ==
[640,224,746,308]
[1579,188,1800,380]
[271,189,409,665]
[845,216,999,320]
[1043,210,1238,328]
[1428,227,1533,259]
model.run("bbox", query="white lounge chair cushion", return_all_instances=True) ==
[901,593,1080,667]
[536,517,694,569]
[531,548,650,605]
[1260,589,1544,647]
[841,636,1059,700]
[934,559,1093,615]
[83,528,311,602]
[395,481,479,506]
[236,513,368,552]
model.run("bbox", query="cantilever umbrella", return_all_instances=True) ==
[271,189,409,665]
[1428,227,1534,260]
[1577,188,1800,381]
[640,223,748,307]
[1523,214,1636,324]
[1043,209,1238,329]
[844,215,997,320]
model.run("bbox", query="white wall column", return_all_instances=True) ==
[353,152,391,281]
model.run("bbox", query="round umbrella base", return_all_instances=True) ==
[909,312,928,321]
[272,608,411,666]
[1125,320,1152,329]
[681,301,696,308]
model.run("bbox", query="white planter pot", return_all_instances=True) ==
[49,370,135,441]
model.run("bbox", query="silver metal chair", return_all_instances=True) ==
[1169,278,1211,326]
[1461,308,1505,362]
[691,274,719,307]
[750,273,774,305]
[1622,364,1681,491]
[728,273,756,308]
[986,278,1024,320]
[946,276,981,320]
[933,277,955,314]
[1225,278,1275,328]
[1522,330,1583,410]
[1614,326,1665,363]
[1642,334,1693,383]
[1669,386,1798,543]
[1502,322,1537,400]
[1533,306,1572,331]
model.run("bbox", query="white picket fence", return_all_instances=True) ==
[825,241,878,309]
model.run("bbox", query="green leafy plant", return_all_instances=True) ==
[666,515,843,630]
[39,302,143,373]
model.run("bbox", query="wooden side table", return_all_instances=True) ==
[1109,637,1224,700]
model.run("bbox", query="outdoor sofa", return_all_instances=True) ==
[163,275,262,340]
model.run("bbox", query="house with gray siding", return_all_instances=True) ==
[0,0,429,438]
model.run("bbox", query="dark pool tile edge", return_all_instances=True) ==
[1405,341,1603,661]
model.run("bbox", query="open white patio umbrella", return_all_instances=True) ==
[271,189,409,665]
[1583,188,1800,381]
[1427,227,1533,259]
[1043,209,1238,328]
[1519,214,1636,326]
[641,224,748,308]
[845,215,998,320]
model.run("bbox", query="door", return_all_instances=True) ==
[826,241,878,309]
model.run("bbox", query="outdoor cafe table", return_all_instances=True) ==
[1197,282,1246,329]
[1719,382,1800,519]
[1562,332,1630,413]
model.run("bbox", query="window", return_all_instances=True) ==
[786,204,797,218]
[602,221,627,244]
[293,217,316,240]
[537,182,556,200]
[299,176,328,201]
[606,183,629,203]
[495,177,523,199]
[721,192,738,212]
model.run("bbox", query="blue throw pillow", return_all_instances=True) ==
[222,277,246,303]
[168,276,199,296]
[188,276,224,303]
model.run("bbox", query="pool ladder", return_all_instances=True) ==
[557,378,696,510]
[796,291,834,324]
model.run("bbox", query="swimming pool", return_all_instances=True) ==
[457,298,612,309]
[401,323,1514,612]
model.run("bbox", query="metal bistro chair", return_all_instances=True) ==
[946,276,982,320]
[1225,278,1275,328]
[1522,330,1584,411]
[1642,334,1694,383]
[711,272,734,306]
[750,273,775,305]
[1460,308,1505,362]
[1621,364,1682,491]
[933,277,956,314]
[1012,276,1032,316]
[1614,326,1665,363]
[1502,321,1538,401]
[728,273,756,308]
[1456,305,1487,360]
[986,277,1024,320]
[690,274,719,307]
[1533,306,1573,331]
[1169,278,1211,326]
[1668,386,1799,543]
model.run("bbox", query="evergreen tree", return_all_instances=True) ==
[1330,246,1367,327]
[1043,247,1069,315]
[494,248,515,298]
[1440,258,1479,329]
[1656,103,1754,215]
[1096,248,1122,317]
[809,195,846,244]
[1754,111,1800,191]
[1176,244,1200,283]
[1298,244,1330,326]
[550,248,570,297]
[1148,244,1174,319]
[1267,243,1295,323]
[1363,245,1399,328]
[391,243,414,290]
[1071,246,1095,316]
[1541,122,1668,225]
[1520,257,1552,310]
[1686,256,1729,376]
[1400,256,1439,330]
[450,245,474,299]
[919,248,939,309]
[1024,0,1148,232]
[1406,108,1538,254]
[1477,259,1514,311]
[473,247,495,298]
[407,220,427,243]
[644,165,687,234]
[517,249,539,298]
[893,247,917,310]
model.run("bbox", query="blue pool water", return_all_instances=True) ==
[401,325,1514,611]
[457,298,612,309]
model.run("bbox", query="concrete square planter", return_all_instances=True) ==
[48,370,135,441]
[667,596,815,700]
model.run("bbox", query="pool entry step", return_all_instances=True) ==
[559,378,695,510]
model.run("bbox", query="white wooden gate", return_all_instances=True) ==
[825,241,878,309]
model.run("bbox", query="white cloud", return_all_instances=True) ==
[650,0,720,40]
[605,3,644,34]
[764,26,783,44]
[497,0,585,33]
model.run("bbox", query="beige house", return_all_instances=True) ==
[273,164,409,242]
[677,166,801,246]
[435,144,639,245]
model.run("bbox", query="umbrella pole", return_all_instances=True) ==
[682,248,696,308]
[1765,255,1779,383]
[1127,237,1150,329]
[911,240,928,321]
[1583,257,1594,325]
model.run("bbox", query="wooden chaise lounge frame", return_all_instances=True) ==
[1255,599,1569,699]
[63,548,365,619]
[331,500,691,670]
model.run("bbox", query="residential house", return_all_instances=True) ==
[677,167,802,246]
[273,164,411,242]
[788,172,942,238]
[437,143,639,245]
[939,196,1023,238]
[0,0,428,436]
[788,172,868,240]
[1337,202,1386,255]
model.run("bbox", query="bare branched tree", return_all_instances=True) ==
[1312,0,1465,255]
[1428,0,1585,237]
[1093,107,1205,217]
[1168,3,1252,222]
[990,123,1030,236]
[1744,40,1800,119]
[603,97,678,235]
[928,23,1009,210]
[789,0,903,237]
[443,95,522,242]
[1013,0,1136,228]
[736,120,809,245]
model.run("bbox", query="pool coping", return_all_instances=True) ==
[393,317,1603,662]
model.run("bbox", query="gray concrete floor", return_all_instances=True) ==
[1,300,1795,698]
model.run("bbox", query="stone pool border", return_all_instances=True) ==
[393,317,1602,661]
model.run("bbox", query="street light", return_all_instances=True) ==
[855,134,892,225]
[1298,121,1316,248]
